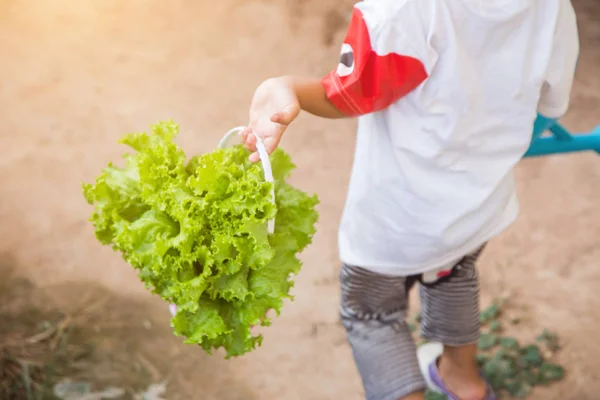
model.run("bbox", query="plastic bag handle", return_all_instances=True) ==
[219,126,275,235]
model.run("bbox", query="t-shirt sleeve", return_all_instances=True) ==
[321,2,429,117]
[538,0,579,119]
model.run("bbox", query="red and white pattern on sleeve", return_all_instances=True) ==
[321,7,429,117]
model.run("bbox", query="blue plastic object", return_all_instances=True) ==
[525,114,600,157]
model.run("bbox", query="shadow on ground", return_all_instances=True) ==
[0,253,255,400]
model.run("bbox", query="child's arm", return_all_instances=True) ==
[538,1,579,119]
[284,76,346,119]
[242,2,429,161]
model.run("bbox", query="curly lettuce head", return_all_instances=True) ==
[83,120,319,357]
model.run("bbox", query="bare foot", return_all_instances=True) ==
[438,349,488,400]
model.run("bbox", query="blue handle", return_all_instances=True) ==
[532,114,556,140]
[524,113,600,158]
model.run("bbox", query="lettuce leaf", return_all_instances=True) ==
[83,120,319,357]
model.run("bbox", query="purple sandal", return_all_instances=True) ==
[418,342,496,400]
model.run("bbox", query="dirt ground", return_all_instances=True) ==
[1,0,599,399]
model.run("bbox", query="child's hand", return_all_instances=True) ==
[241,77,300,162]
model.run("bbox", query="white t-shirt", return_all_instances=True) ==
[321,0,579,276]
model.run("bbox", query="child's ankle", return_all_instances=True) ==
[438,355,487,400]
[399,391,425,400]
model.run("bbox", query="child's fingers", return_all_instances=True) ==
[271,104,298,125]
[244,132,257,152]
[241,127,251,143]
[249,151,260,163]
[264,137,279,155]
[270,112,284,124]
[239,127,251,143]
[249,136,278,162]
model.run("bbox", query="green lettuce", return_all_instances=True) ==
[83,120,319,357]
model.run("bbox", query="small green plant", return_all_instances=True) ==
[425,391,448,400]
[412,301,566,399]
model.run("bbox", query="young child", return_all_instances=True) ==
[241,1,579,399]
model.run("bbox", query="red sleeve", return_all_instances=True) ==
[321,7,428,117]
